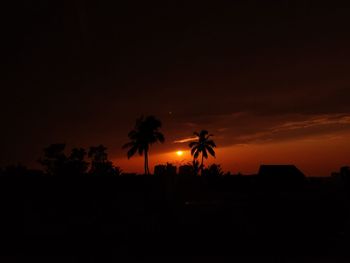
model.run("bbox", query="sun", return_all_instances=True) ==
[176,150,184,156]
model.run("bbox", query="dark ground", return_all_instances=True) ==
[0,175,349,261]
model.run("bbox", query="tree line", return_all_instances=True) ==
[1,115,221,176]
[39,143,122,176]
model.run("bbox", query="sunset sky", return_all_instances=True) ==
[2,1,350,176]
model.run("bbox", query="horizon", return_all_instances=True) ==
[2,115,350,176]
[2,1,350,177]
[5,132,349,177]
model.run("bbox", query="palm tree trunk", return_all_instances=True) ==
[144,150,148,175]
[201,153,204,176]
[146,152,149,175]
[145,150,151,175]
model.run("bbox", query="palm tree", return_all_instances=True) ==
[189,130,216,175]
[123,116,165,175]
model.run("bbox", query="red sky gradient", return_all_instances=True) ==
[1,1,350,176]
[115,132,350,177]
[115,115,350,176]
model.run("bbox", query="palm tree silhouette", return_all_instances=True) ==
[123,116,165,175]
[189,130,216,175]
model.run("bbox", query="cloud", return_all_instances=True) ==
[170,112,350,148]
[232,114,350,145]
[174,137,197,144]
[272,114,350,132]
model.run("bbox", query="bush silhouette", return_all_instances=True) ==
[202,163,224,177]
[179,160,201,176]
[154,163,177,176]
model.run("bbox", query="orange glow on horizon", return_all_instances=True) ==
[113,131,350,176]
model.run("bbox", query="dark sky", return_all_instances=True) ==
[2,0,350,175]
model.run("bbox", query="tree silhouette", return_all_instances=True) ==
[190,160,201,176]
[123,116,165,175]
[88,145,120,176]
[39,143,68,176]
[189,130,216,175]
[179,160,201,176]
[203,163,224,177]
[67,148,89,175]
[39,144,89,176]
[154,162,177,176]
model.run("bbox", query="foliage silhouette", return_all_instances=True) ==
[190,160,201,176]
[39,144,121,176]
[39,144,90,176]
[88,145,121,176]
[154,163,177,176]
[67,148,89,175]
[189,130,216,175]
[202,163,224,177]
[123,115,165,175]
[39,144,69,176]
[179,160,201,176]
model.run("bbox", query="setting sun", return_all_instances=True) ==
[176,150,184,156]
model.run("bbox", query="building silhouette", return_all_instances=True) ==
[258,165,305,187]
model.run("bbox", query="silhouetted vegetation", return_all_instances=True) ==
[68,148,89,175]
[123,116,165,175]
[39,143,70,176]
[88,145,122,176]
[1,117,350,258]
[189,130,216,175]
[38,143,120,176]
[202,163,224,177]
[154,163,177,176]
[179,160,201,177]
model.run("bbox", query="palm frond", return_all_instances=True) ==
[206,140,216,148]
[191,146,199,156]
[122,142,135,149]
[127,146,138,159]
[189,141,199,148]
[206,145,216,157]
[138,146,145,156]
[128,130,137,138]
[154,132,165,143]
[202,148,208,159]
[206,134,214,139]
[193,150,200,159]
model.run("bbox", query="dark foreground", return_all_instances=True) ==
[0,175,349,261]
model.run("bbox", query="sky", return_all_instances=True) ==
[2,0,350,176]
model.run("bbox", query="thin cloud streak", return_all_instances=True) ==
[233,114,350,145]
[173,137,197,144]
[272,114,350,132]
[171,113,350,147]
